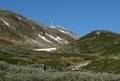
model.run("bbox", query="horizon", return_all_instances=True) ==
[0,0,120,36]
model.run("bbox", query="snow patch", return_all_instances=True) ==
[0,19,9,27]
[58,29,79,39]
[17,17,22,20]
[56,36,62,40]
[31,39,41,45]
[50,26,56,28]
[33,48,56,52]
[46,33,68,45]
[37,34,52,44]
[96,32,101,35]
[58,30,68,34]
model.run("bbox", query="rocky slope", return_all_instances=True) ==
[0,9,79,51]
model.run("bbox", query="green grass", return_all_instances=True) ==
[43,60,67,71]
[58,30,120,55]
[0,61,120,81]
[85,58,120,73]
[0,44,97,70]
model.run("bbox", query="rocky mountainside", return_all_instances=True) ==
[58,30,120,55]
[0,9,79,51]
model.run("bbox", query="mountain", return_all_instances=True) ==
[0,9,79,51]
[1,9,120,74]
[58,30,120,55]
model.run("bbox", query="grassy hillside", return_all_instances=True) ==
[84,58,120,73]
[58,30,120,55]
[56,30,120,73]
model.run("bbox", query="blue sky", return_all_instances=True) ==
[0,0,120,36]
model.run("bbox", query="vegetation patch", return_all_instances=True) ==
[0,61,120,81]
[85,58,120,73]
